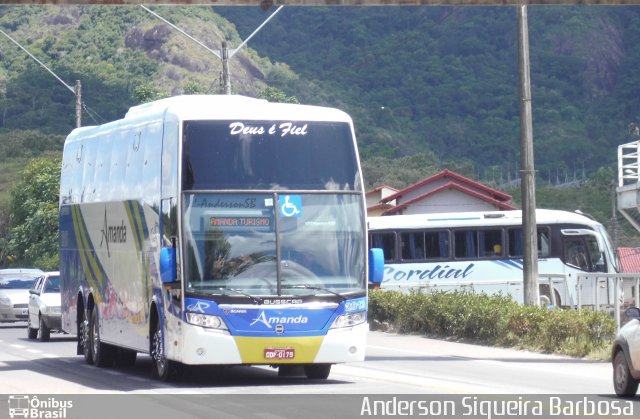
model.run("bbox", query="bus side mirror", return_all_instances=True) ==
[369,248,384,284]
[160,247,177,284]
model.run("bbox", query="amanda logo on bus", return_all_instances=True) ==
[229,122,308,137]
[100,208,127,257]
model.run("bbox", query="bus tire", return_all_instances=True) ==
[303,364,331,379]
[38,314,50,342]
[150,319,179,381]
[89,307,114,367]
[81,308,92,364]
[540,285,561,308]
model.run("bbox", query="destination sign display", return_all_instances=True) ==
[209,216,272,228]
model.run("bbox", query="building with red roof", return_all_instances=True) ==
[366,169,516,216]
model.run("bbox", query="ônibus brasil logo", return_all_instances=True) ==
[8,395,73,419]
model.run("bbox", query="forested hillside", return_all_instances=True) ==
[0,5,640,249]
[219,6,640,181]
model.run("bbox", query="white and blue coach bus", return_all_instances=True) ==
[59,95,383,380]
[368,209,620,307]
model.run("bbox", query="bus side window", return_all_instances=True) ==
[401,231,425,261]
[480,229,503,257]
[425,231,449,259]
[508,227,550,258]
[538,229,550,257]
[454,229,478,258]
[370,232,396,262]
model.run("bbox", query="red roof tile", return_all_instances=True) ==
[618,247,640,273]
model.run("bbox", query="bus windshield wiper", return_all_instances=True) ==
[214,286,263,305]
[280,284,346,301]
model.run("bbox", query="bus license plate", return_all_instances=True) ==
[264,348,295,360]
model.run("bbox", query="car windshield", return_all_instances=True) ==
[44,276,60,292]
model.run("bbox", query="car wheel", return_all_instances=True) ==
[27,317,37,340]
[613,350,639,397]
[38,315,50,342]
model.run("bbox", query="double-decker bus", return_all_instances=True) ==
[368,209,620,307]
[59,95,382,380]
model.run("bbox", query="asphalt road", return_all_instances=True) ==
[2,322,639,418]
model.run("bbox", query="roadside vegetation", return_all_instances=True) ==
[368,289,617,360]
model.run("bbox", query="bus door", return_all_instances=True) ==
[561,229,605,273]
[561,229,611,306]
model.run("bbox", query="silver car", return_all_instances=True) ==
[0,269,44,322]
[27,271,61,342]
[612,307,640,397]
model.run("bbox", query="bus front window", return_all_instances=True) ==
[182,193,365,298]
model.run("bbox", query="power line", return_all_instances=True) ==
[0,29,74,94]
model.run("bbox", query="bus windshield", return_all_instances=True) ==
[182,193,366,297]
[182,120,360,191]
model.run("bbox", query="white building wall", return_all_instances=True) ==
[400,189,499,215]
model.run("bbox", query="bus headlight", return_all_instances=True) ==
[330,311,366,329]
[186,313,228,330]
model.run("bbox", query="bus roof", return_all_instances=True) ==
[66,95,353,143]
[124,95,353,122]
[367,209,601,230]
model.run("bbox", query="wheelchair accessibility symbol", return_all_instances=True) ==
[279,195,302,218]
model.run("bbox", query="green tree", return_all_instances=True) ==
[257,87,299,104]
[7,156,61,270]
[132,84,167,105]
[183,81,209,95]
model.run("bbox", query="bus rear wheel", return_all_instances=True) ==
[81,309,92,364]
[89,307,115,367]
[304,364,331,379]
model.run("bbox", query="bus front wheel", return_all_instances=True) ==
[150,320,179,381]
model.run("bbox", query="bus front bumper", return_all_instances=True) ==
[173,321,369,366]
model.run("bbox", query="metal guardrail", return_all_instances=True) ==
[576,273,640,329]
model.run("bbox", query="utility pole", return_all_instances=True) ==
[141,5,283,95]
[75,80,82,128]
[222,41,231,95]
[518,4,539,307]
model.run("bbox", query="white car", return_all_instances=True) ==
[0,269,44,322]
[612,307,640,396]
[27,271,61,342]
